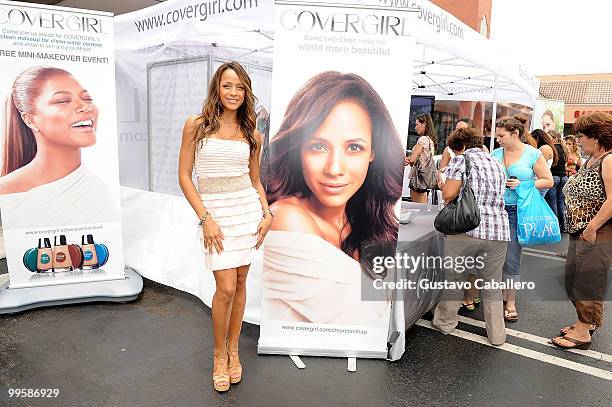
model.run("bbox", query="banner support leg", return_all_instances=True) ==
[289,355,305,369]
[347,357,357,372]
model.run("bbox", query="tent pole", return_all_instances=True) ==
[490,74,499,152]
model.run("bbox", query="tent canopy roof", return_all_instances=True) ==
[115,0,538,106]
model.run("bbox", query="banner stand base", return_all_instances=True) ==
[258,345,387,359]
[0,268,143,314]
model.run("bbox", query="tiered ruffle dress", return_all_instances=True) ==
[195,138,262,271]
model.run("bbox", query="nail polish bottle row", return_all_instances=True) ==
[23,234,109,273]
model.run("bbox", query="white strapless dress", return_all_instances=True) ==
[194,138,262,271]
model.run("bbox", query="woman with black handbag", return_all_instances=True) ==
[405,114,437,203]
[432,127,510,345]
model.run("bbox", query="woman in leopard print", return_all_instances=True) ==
[551,112,612,351]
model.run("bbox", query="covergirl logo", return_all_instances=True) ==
[0,8,107,34]
[280,9,410,36]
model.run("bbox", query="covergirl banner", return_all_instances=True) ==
[531,98,565,135]
[0,0,124,288]
[258,0,415,358]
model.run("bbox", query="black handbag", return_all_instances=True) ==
[434,154,481,235]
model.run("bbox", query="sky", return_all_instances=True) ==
[490,0,612,76]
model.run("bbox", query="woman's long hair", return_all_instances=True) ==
[521,131,538,148]
[547,130,568,163]
[532,128,559,166]
[266,71,403,279]
[3,66,71,176]
[193,61,257,156]
[416,113,437,150]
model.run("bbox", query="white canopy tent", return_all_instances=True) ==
[410,0,538,104]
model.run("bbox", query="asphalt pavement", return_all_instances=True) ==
[1,235,611,407]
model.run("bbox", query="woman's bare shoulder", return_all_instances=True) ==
[601,153,612,170]
[540,144,553,154]
[184,114,200,130]
[270,198,323,237]
[0,169,32,194]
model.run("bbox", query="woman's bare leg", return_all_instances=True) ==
[227,264,250,350]
[212,268,238,356]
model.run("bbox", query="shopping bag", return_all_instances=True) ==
[516,181,561,246]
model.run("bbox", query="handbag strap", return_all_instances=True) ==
[596,152,612,198]
[422,137,435,165]
[463,152,473,182]
[455,153,473,200]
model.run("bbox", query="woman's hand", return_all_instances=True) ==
[256,214,273,249]
[506,178,521,190]
[404,156,411,166]
[581,225,597,243]
[436,169,446,189]
[202,218,224,255]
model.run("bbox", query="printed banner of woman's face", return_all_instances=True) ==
[1,67,98,194]
[266,71,404,274]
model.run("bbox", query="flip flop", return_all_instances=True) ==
[504,308,518,322]
[551,336,592,350]
[461,301,476,312]
[559,325,596,336]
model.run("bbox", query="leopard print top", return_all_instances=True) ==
[563,153,610,233]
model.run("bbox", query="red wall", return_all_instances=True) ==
[430,0,492,37]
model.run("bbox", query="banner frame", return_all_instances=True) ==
[0,0,141,309]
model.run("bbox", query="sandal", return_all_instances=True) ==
[213,353,230,392]
[504,308,518,322]
[461,301,476,312]
[551,336,592,350]
[228,350,243,384]
[559,324,596,336]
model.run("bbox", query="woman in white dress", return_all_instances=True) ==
[178,62,272,392]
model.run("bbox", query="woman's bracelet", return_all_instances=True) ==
[262,208,273,218]
[198,211,210,226]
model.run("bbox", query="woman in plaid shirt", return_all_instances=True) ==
[432,127,510,345]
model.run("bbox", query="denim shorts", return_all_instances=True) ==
[503,205,523,282]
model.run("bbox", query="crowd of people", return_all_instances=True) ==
[408,112,612,351]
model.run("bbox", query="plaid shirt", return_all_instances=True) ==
[445,148,510,241]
